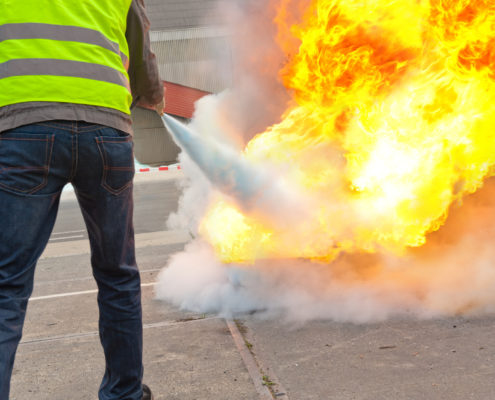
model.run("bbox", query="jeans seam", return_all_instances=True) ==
[95,136,107,189]
[69,130,76,181]
[77,126,106,133]
[0,137,52,142]
[38,122,105,133]
[97,138,132,143]
[40,135,55,195]
[74,131,79,181]
[38,123,73,132]
[102,180,133,195]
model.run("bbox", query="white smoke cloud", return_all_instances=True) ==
[158,197,495,323]
[156,243,422,322]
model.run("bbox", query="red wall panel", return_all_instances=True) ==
[162,81,211,119]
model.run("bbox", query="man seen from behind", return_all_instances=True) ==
[0,0,164,399]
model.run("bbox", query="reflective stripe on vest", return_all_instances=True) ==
[0,0,133,114]
[0,23,128,66]
[0,58,128,88]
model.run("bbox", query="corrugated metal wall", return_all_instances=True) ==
[144,0,229,30]
[151,27,233,93]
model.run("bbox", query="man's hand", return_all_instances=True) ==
[154,96,165,116]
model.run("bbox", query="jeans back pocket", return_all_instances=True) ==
[0,132,54,194]
[95,135,135,195]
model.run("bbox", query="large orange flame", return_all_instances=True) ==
[200,0,495,264]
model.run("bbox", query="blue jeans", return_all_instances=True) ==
[0,121,143,400]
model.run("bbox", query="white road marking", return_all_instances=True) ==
[41,229,191,259]
[29,282,156,302]
[34,267,163,286]
[51,230,86,236]
[48,235,85,242]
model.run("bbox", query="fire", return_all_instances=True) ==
[200,0,495,264]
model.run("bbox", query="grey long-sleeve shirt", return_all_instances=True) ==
[0,0,163,135]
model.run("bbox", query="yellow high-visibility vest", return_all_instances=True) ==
[0,0,133,114]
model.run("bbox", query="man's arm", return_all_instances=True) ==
[126,0,165,113]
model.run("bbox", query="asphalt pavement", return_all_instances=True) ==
[9,170,495,400]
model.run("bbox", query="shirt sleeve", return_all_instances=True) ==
[126,0,164,107]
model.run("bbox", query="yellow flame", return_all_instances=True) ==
[200,0,495,264]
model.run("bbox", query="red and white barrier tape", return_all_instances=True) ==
[137,165,181,173]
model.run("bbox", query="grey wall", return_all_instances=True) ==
[132,107,182,166]
[144,0,229,30]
